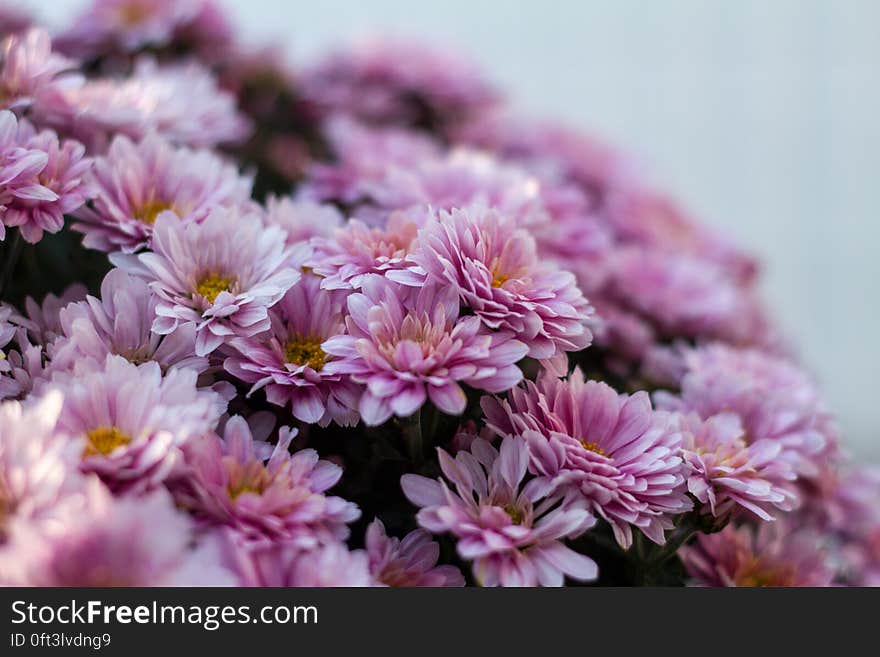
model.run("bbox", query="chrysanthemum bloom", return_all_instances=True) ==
[654,343,835,479]
[14,480,236,586]
[322,276,528,425]
[301,116,440,211]
[308,212,421,290]
[680,521,835,587]
[50,268,207,375]
[366,518,465,587]
[482,370,692,548]
[264,195,343,244]
[49,354,223,491]
[603,246,767,345]
[234,538,372,587]
[0,114,92,244]
[34,58,250,151]
[173,416,360,545]
[301,37,499,129]
[677,412,797,522]
[0,393,83,546]
[73,133,252,252]
[455,112,636,211]
[225,274,361,426]
[55,0,204,59]
[112,208,301,356]
[0,304,44,401]
[402,436,598,587]
[0,28,74,112]
[396,206,593,369]
[17,284,87,347]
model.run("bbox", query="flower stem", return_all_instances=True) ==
[400,410,424,465]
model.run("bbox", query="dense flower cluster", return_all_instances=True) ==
[0,0,875,587]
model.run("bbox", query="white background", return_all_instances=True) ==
[30,0,880,458]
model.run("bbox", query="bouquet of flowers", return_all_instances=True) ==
[1,0,876,588]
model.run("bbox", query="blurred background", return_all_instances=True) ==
[30,0,880,458]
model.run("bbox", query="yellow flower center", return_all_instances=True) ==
[84,426,131,457]
[284,335,326,371]
[736,561,796,587]
[195,274,234,304]
[226,460,274,500]
[117,2,151,26]
[489,256,510,288]
[579,440,606,456]
[134,199,175,225]
[504,504,524,525]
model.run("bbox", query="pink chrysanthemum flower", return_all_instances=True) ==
[308,212,420,290]
[604,246,766,344]
[396,206,593,368]
[225,274,361,426]
[482,369,692,548]
[654,343,835,479]
[234,538,373,587]
[402,436,598,587]
[14,480,236,586]
[174,416,360,545]
[680,521,835,587]
[677,412,797,522]
[50,268,206,375]
[15,284,87,347]
[0,113,92,244]
[366,518,465,587]
[113,208,301,356]
[264,195,344,244]
[302,117,441,208]
[301,37,499,128]
[55,0,203,58]
[322,276,528,425]
[0,28,74,112]
[48,354,223,491]
[35,58,250,151]
[73,133,252,253]
[0,393,83,547]
[0,303,44,400]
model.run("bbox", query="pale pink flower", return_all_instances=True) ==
[366,518,465,587]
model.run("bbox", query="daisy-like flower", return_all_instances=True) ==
[0,28,74,112]
[35,58,250,151]
[50,268,206,375]
[0,114,92,244]
[0,393,83,546]
[13,480,236,586]
[654,343,835,479]
[401,436,598,587]
[677,412,797,522]
[396,206,593,368]
[225,274,361,426]
[48,354,223,491]
[301,36,498,129]
[482,369,692,548]
[55,0,203,59]
[302,116,440,211]
[173,416,360,545]
[604,246,766,344]
[16,284,87,347]
[73,133,252,253]
[680,521,835,587]
[366,518,465,587]
[234,538,372,587]
[308,212,420,290]
[322,275,528,426]
[0,303,43,401]
[264,195,343,245]
[112,208,301,356]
